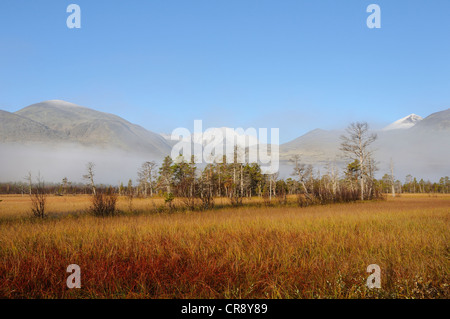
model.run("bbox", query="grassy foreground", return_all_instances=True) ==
[0,194,448,299]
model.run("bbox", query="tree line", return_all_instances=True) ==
[2,169,446,197]
[0,122,448,217]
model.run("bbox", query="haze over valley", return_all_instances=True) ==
[0,100,448,184]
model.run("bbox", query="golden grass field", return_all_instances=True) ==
[0,194,448,299]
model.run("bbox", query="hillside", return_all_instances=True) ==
[0,110,64,143]
[13,100,171,156]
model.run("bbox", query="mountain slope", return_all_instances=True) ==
[14,100,171,156]
[410,108,450,132]
[0,109,65,143]
[280,129,342,164]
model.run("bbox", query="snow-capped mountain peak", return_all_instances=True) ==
[161,127,260,148]
[382,114,423,131]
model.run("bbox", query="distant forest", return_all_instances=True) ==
[0,157,448,197]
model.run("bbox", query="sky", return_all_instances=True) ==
[0,0,449,143]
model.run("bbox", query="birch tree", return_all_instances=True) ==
[83,162,96,195]
[340,122,377,200]
[390,158,396,198]
[138,161,157,197]
[290,155,313,195]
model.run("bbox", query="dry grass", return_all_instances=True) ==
[0,194,448,299]
[0,194,262,219]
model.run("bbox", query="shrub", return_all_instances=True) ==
[91,188,117,217]
[30,178,47,219]
[164,192,175,210]
[31,189,46,218]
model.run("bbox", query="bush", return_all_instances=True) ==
[164,192,175,210]
[91,188,117,217]
[31,190,46,218]
[30,178,46,219]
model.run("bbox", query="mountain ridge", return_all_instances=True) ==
[0,101,448,182]
[6,100,171,157]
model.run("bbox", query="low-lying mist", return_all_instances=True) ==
[0,132,448,186]
[0,143,162,185]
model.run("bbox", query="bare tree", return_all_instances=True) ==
[390,158,396,198]
[198,166,215,210]
[25,171,32,196]
[290,155,313,195]
[62,177,69,195]
[268,172,279,200]
[340,122,377,200]
[30,173,46,218]
[328,162,339,196]
[138,161,157,197]
[83,162,96,195]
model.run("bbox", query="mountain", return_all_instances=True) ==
[279,108,450,180]
[0,100,172,184]
[410,108,450,132]
[382,114,423,131]
[0,110,64,143]
[0,101,448,183]
[161,127,259,150]
[13,100,171,156]
[280,129,341,164]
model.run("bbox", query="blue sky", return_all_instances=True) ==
[1,0,449,143]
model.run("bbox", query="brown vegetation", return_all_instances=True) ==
[0,194,448,299]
